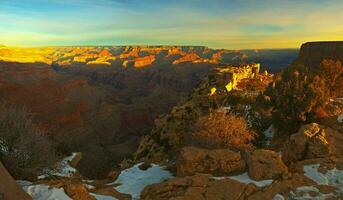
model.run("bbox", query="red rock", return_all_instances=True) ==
[245,149,288,181]
[0,162,32,200]
[176,147,246,176]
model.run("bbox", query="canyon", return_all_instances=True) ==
[1,42,342,199]
[0,46,297,178]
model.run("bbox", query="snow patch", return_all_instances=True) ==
[272,193,285,200]
[303,164,343,195]
[337,113,343,123]
[228,172,273,187]
[38,153,78,179]
[303,164,328,185]
[213,172,273,187]
[108,163,173,200]
[23,184,72,200]
[264,125,275,139]
[90,193,118,200]
[16,180,33,187]
[289,186,334,200]
[83,183,95,190]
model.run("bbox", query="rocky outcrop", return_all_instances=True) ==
[0,162,32,200]
[172,53,201,64]
[297,41,343,67]
[176,147,246,176]
[282,123,330,165]
[245,149,288,181]
[133,55,156,68]
[141,174,255,200]
[135,63,268,162]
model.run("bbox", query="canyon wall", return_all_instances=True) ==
[297,41,343,66]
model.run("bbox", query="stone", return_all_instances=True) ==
[245,149,288,181]
[282,123,330,165]
[141,174,252,200]
[176,147,246,176]
[0,162,32,200]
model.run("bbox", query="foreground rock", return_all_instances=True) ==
[38,179,95,200]
[141,174,255,200]
[245,149,288,181]
[0,162,32,200]
[282,123,330,165]
[176,147,246,176]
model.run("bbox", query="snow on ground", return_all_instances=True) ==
[303,164,343,198]
[338,113,343,123]
[289,186,335,200]
[23,184,72,200]
[107,163,173,200]
[303,164,329,185]
[264,124,275,139]
[38,153,78,179]
[16,180,33,187]
[90,193,118,200]
[303,164,343,191]
[228,172,273,187]
[213,172,273,187]
[272,193,285,200]
[83,183,95,190]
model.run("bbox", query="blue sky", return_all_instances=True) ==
[1,0,343,49]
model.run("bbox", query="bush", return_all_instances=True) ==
[0,101,56,179]
[317,59,343,98]
[192,111,255,149]
[267,64,329,132]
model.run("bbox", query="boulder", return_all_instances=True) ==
[141,174,256,200]
[282,123,330,165]
[0,162,32,200]
[176,147,245,176]
[245,149,288,181]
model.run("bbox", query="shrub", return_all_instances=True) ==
[0,101,56,179]
[192,111,255,149]
[267,64,328,132]
[317,59,343,98]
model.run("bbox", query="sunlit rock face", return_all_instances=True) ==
[133,55,156,68]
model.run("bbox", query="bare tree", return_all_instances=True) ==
[0,101,56,179]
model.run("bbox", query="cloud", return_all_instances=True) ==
[0,0,343,48]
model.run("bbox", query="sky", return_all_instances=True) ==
[1,0,343,49]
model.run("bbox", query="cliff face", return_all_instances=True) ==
[297,41,343,66]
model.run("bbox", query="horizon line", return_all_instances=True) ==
[0,44,300,51]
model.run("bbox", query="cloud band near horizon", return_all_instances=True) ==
[1,0,343,49]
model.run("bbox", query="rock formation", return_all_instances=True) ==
[297,41,343,67]
[245,149,288,180]
[282,123,330,165]
[0,162,32,200]
[141,174,255,200]
[133,55,156,68]
[135,63,267,162]
[176,147,246,176]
